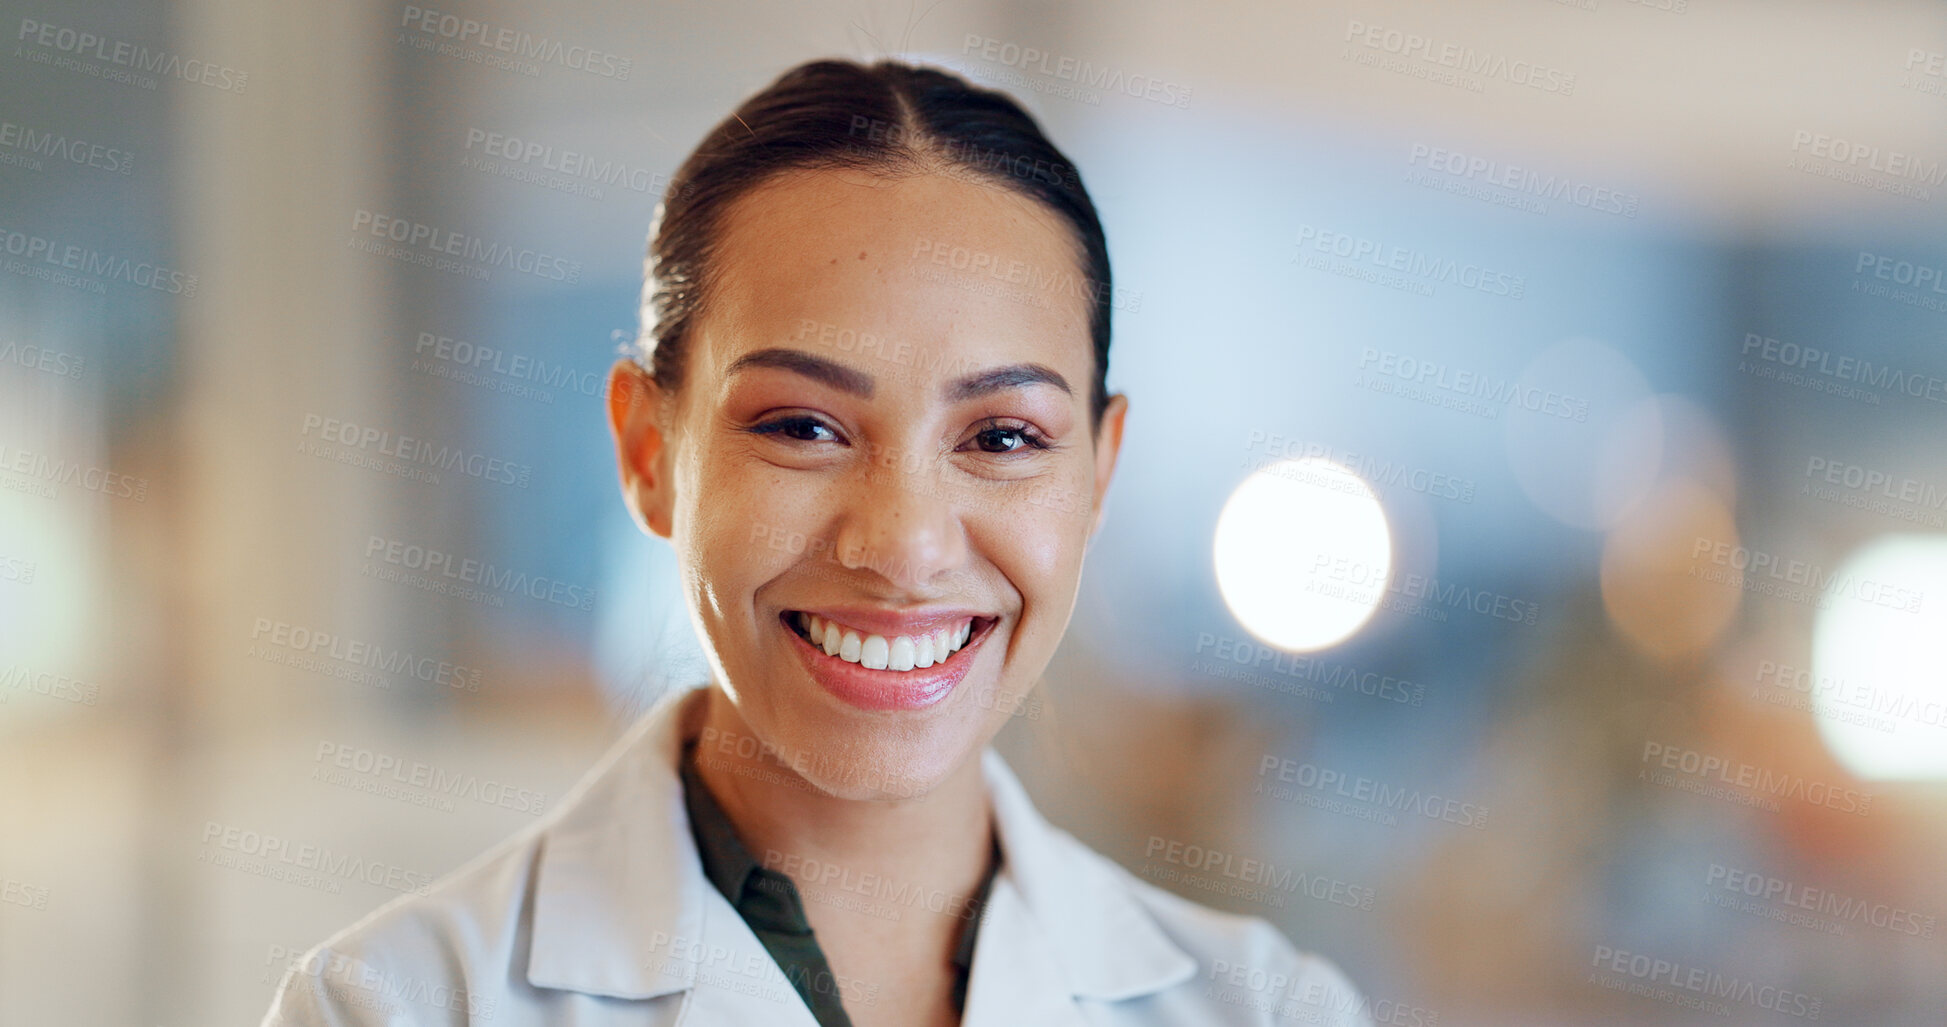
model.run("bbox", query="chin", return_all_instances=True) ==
[768,698,994,802]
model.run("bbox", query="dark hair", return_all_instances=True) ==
[637,58,1114,427]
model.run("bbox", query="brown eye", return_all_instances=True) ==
[975,427,1027,453]
[748,416,841,443]
[963,421,1050,455]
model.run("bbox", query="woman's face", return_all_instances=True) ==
[609,166,1126,800]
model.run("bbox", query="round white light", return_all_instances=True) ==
[1212,458,1393,652]
[1810,534,1947,781]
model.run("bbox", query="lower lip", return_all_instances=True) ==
[782,614,990,712]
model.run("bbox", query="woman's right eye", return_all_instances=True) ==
[746,415,842,444]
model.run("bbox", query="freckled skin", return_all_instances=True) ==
[610,166,1126,799]
[605,165,1128,1026]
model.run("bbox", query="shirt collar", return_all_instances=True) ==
[677,741,804,932]
[526,686,1195,1003]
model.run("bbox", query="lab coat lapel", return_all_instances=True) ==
[671,884,822,1027]
[960,875,1093,1027]
[979,751,1198,1003]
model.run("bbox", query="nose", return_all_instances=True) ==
[829,455,969,593]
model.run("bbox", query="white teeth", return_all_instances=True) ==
[795,612,977,672]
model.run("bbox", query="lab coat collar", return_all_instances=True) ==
[526,686,1196,1013]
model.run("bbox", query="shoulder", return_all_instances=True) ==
[1066,831,1376,1027]
[260,823,546,1026]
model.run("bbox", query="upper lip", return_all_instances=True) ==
[786,605,994,638]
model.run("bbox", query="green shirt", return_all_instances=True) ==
[679,743,1000,1026]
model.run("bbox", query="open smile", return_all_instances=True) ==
[779,609,998,710]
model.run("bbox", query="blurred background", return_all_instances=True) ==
[3,0,1945,1022]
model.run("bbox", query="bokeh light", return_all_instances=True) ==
[1212,458,1392,652]
[1811,533,1947,781]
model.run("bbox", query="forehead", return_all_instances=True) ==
[694,166,1092,384]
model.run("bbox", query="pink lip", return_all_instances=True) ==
[780,611,995,712]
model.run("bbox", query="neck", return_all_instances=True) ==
[688,685,996,914]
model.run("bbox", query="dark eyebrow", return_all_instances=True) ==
[946,363,1071,401]
[724,348,874,397]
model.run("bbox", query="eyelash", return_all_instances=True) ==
[743,415,1053,454]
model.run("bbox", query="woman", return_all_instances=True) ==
[264,58,1370,1027]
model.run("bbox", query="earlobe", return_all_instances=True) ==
[606,359,676,539]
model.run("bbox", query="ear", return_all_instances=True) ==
[606,359,677,539]
[1086,392,1129,541]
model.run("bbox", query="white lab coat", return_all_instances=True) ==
[261,686,1373,1026]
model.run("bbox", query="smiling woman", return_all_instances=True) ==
[262,58,1371,1027]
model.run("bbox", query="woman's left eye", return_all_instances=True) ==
[964,422,1051,454]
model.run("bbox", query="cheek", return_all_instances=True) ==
[676,442,841,616]
[972,482,1092,613]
